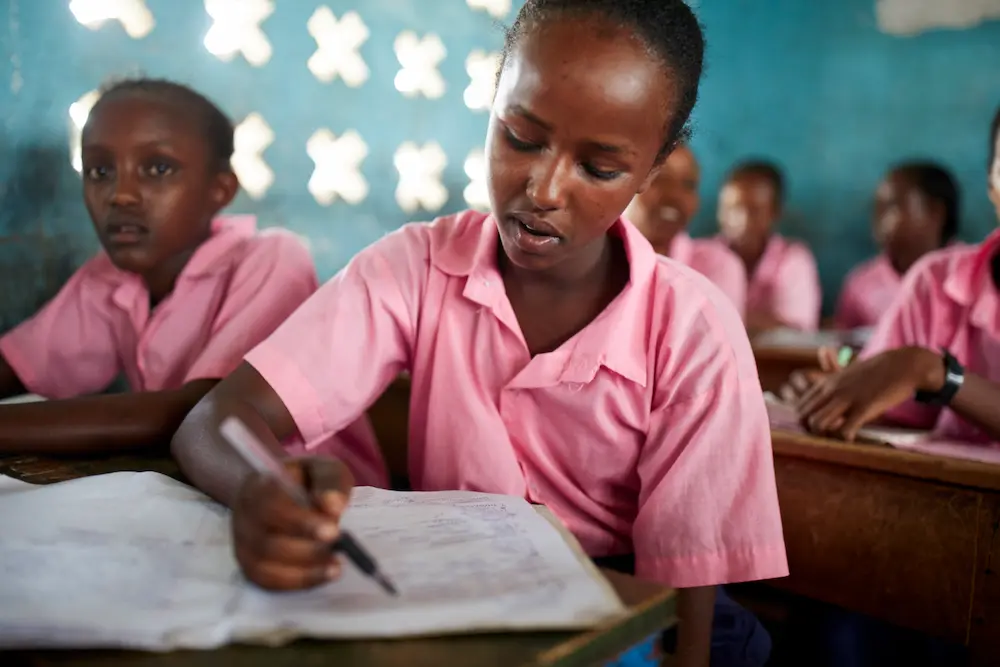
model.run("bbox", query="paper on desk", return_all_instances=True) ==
[764,392,931,446]
[0,393,46,405]
[764,392,1000,464]
[0,473,624,651]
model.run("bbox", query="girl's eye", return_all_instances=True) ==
[584,164,622,181]
[84,166,110,181]
[146,162,175,177]
[503,126,540,152]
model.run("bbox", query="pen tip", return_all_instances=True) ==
[377,573,399,596]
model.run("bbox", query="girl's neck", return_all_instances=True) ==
[142,247,199,307]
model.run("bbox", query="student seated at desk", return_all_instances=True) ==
[796,105,1000,446]
[625,143,747,313]
[714,160,821,334]
[172,2,787,666]
[0,79,317,455]
[834,161,961,330]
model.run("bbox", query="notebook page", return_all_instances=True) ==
[0,472,239,650]
[230,487,626,641]
[0,475,625,650]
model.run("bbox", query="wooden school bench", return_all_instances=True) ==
[0,445,677,667]
[768,428,1000,666]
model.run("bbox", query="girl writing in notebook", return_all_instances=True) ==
[714,160,822,333]
[172,2,787,666]
[797,105,1000,445]
[625,143,747,314]
[0,79,317,454]
[834,161,960,330]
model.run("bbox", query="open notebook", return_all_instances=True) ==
[0,473,624,651]
[765,392,1000,464]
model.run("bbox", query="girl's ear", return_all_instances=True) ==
[211,170,240,210]
[637,163,662,195]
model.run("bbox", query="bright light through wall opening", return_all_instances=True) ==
[232,113,275,200]
[394,32,446,99]
[463,50,499,111]
[68,90,101,173]
[203,0,274,67]
[463,149,489,211]
[466,0,511,19]
[307,7,370,87]
[69,0,155,39]
[394,142,448,213]
[307,129,369,206]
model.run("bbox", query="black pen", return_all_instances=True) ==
[219,416,398,596]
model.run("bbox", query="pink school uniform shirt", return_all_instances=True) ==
[0,215,318,397]
[720,234,821,331]
[834,254,901,330]
[668,232,747,315]
[861,230,1000,444]
[245,210,788,588]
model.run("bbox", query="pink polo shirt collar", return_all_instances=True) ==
[431,215,653,387]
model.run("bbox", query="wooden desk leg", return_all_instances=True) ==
[969,493,1000,666]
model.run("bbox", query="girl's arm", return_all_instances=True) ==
[800,346,1000,441]
[0,377,217,455]
[674,586,715,667]
[0,355,27,400]
[949,370,1000,441]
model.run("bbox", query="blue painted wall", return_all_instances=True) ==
[0,0,998,327]
[687,0,1000,312]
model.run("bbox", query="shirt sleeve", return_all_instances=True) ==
[710,251,748,319]
[0,261,121,399]
[184,231,319,383]
[773,244,822,332]
[834,270,863,330]
[244,225,428,445]
[633,285,788,588]
[858,257,942,429]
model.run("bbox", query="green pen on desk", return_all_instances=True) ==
[837,346,854,368]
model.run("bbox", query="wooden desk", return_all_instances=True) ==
[771,428,1000,665]
[0,453,677,667]
[752,345,820,394]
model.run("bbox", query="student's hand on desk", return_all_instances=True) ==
[778,346,843,403]
[232,456,355,591]
[795,346,943,441]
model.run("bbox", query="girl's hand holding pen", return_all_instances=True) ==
[232,456,355,591]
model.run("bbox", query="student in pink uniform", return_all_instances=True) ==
[172,2,787,665]
[716,161,821,333]
[797,106,1000,448]
[626,144,747,314]
[0,79,317,455]
[835,162,961,330]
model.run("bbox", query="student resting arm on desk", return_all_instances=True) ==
[795,105,1000,444]
[172,3,787,666]
[0,79,317,455]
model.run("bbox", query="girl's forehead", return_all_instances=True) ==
[85,95,202,143]
[499,20,673,138]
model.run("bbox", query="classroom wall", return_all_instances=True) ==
[687,0,1000,312]
[0,0,998,328]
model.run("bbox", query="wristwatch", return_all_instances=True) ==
[914,349,965,406]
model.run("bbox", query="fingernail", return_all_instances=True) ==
[316,523,339,542]
[325,563,341,580]
[323,493,346,517]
